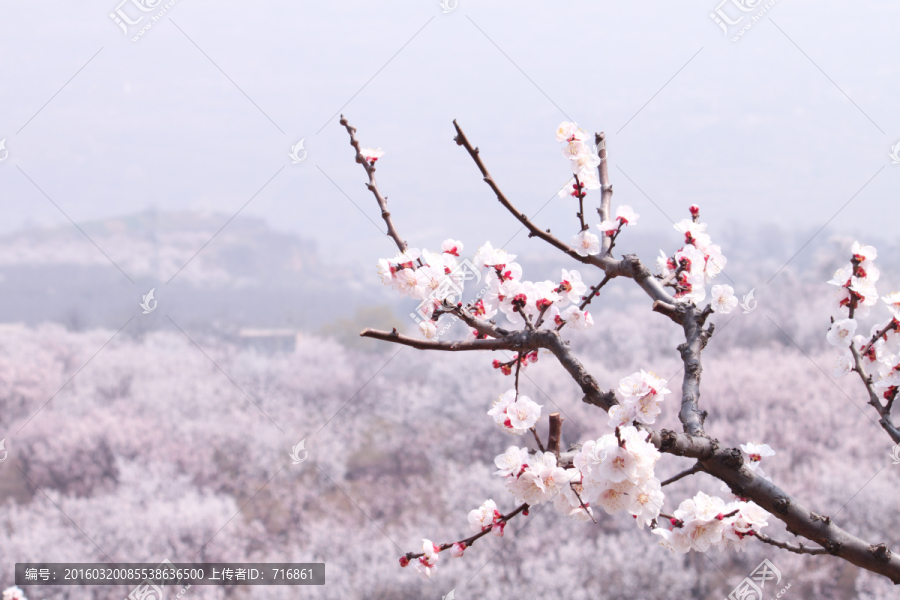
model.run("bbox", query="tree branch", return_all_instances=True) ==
[677,304,712,437]
[547,412,563,459]
[755,532,829,555]
[340,115,408,254]
[403,503,529,562]
[660,462,703,487]
[360,328,520,352]
[849,341,900,444]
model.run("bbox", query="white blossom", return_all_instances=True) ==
[467,499,497,533]
[572,230,600,257]
[827,318,857,347]
[710,284,738,314]
[560,305,594,331]
[615,205,639,226]
[360,147,384,163]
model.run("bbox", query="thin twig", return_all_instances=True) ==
[755,532,829,555]
[660,462,703,487]
[403,503,530,560]
[340,115,408,254]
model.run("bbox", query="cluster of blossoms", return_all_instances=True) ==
[376,240,467,338]
[572,205,641,258]
[655,206,728,305]
[554,122,641,258]
[556,122,601,193]
[487,389,542,435]
[827,243,900,397]
[468,498,509,537]
[475,245,596,332]
[607,370,672,427]
[494,447,591,521]
[653,491,771,554]
[572,426,663,525]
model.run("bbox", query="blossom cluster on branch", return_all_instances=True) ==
[341,114,900,586]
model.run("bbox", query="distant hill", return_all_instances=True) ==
[0,210,376,333]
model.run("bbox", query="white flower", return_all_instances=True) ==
[739,442,775,462]
[572,149,602,176]
[473,241,516,269]
[557,269,588,306]
[627,477,664,527]
[654,525,692,554]
[360,147,384,163]
[597,220,618,236]
[560,305,594,331]
[487,390,542,435]
[656,250,672,277]
[673,219,711,248]
[634,393,664,425]
[827,318,857,347]
[422,539,440,564]
[852,241,877,262]
[615,205,639,225]
[882,292,900,319]
[555,122,588,142]
[593,480,632,514]
[594,445,639,484]
[572,230,600,256]
[450,543,466,558]
[619,372,650,398]
[376,259,394,285]
[710,284,738,314]
[607,403,635,428]
[418,320,437,339]
[558,177,578,199]
[832,350,854,378]
[704,245,727,281]
[507,395,542,431]
[675,244,706,275]
[441,239,463,256]
[732,501,769,533]
[468,499,497,533]
[394,268,426,299]
[851,277,879,306]
[828,264,853,287]
[561,139,589,161]
[494,446,530,477]
[683,515,726,552]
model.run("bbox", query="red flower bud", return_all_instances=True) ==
[399,556,409,568]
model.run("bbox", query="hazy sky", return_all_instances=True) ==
[1,0,898,276]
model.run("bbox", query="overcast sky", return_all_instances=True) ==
[1,0,898,276]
